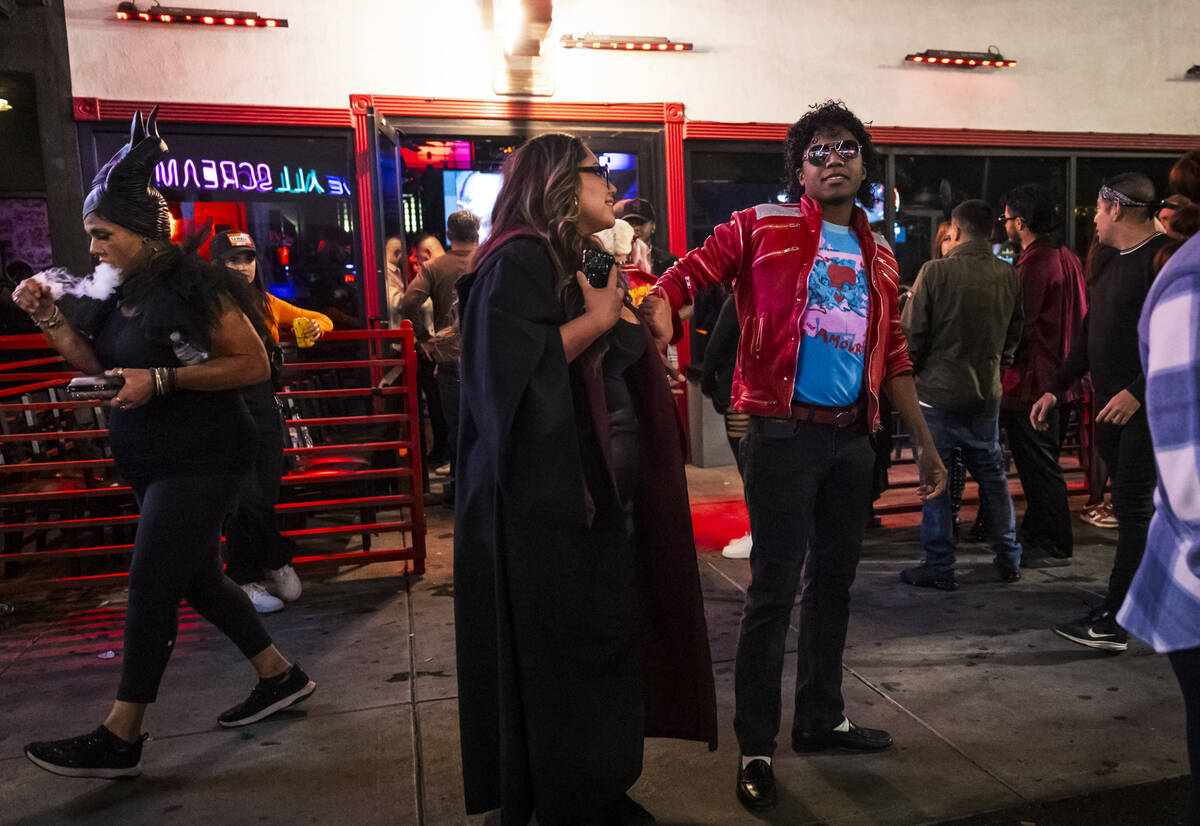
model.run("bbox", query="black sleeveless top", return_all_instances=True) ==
[602,318,647,414]
[90,302,255,484]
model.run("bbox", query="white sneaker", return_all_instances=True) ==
[722,533,753,559]
[242,583,284,614]
[267,564,302,602]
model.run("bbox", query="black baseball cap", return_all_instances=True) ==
[210,230,257,263]
[614,198,655,224]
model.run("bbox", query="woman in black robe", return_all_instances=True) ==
[454,133,717,826]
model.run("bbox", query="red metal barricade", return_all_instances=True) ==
[0,324,426,592]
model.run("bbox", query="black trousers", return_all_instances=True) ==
[734,416,874,756]
[417,350,448,462]
[1001,406,1073,558]
[118,474,273,703]
[1095,412,1156,613]
[224,384,293,585]
[435,361,461,483]
[1170,646,1200,826]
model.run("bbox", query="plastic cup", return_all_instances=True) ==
[293,317,315,348]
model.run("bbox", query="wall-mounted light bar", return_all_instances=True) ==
[905,48,1015,68]
[114,3,287,27]
[560,33,692,52]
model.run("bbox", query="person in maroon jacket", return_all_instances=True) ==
[643,100,946,813]
[999,183,1088,568]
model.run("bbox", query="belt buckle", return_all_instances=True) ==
[834,408,855,427]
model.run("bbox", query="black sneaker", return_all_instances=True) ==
[1053,608,1129,652]
[218,663,316,727]
[900,565,958,591]
[25,725,145,779]
[1020,550,1072,569]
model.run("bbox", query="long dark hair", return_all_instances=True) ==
[472,132,593,318]
[239,253,274,334]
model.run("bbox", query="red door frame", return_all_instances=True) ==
[348,94,693,422]
[348,97,690,302]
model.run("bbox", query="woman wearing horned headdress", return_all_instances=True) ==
[11,108,316,779]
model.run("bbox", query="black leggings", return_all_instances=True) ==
[1170,646,1200,826]
[118,474,273,703]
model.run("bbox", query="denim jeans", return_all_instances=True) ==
[733,416,875,757]
[920,405,1022,574]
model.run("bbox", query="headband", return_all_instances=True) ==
[1099,184,1150,208]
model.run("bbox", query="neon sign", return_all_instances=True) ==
[154,157,352,197]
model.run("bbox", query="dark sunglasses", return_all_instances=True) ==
[579,163,611,185]
[803,139,861,166]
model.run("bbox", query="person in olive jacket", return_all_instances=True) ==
[901,198,1024,591]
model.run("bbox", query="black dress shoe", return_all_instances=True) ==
[736,758,777,811]
[900,565,958,591]
[995,562,1021,583]
[1020,550,1071,568]
[792,720,893,753]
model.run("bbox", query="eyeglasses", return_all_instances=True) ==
[579,163,610,185]
[998,215,1016,224]
[803,139,861,166]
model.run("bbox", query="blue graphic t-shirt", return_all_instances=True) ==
[793,222,870,406]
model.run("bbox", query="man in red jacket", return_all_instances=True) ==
[643,100,946,813]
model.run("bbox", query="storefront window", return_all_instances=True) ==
[397,136,648,248]
[686,146,784,248]
[890,153,1069,283]
[80,125,361,327]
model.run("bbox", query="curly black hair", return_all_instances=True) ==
[784,100,881,207]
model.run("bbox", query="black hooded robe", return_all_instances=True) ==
[453,235,717,826]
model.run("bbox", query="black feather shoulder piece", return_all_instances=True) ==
[118,245,268,352]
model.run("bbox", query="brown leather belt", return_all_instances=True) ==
[789,401,860,428]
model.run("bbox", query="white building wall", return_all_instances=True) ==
[63,0,1200,135]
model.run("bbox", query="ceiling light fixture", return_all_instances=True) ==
[0,99,12,112]
[114,2,287,27]
[905,46,1015,69]
[1186,65,1200,80]
[560,33,692,52]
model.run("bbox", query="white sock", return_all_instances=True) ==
[741,754,772,768]
[833,717,851,733]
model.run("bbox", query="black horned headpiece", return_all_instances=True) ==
[83,106,171,241]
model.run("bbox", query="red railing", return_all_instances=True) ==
[0,324,426,591]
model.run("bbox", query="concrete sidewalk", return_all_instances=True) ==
[0,464,1189,825]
